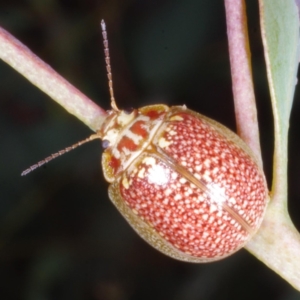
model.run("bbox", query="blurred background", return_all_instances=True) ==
[0,0,299,299]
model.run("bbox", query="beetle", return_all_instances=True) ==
[22,20,268,262]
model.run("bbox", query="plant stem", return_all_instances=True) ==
[0,26,107,132]
[224,0,262,166]
[225,0,300,291]
[246,198,300,290]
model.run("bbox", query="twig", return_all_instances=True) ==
[0,26,106,131]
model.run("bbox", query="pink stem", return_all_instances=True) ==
[224,0,262,166]
[0,26,107,132]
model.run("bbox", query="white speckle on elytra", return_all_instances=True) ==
[143,156,156,166]
[187,187,193,195]
[164,188,172,196]
[220,223,227,230]
[208,216,215,224]
[147,164,170,185]
[223,213,231,220]
[204,159,211,168]
[129,190,136,198]
[138,167,145,178]
[203,231,209,238]
[194,173,201,180]
[190,183,196,189]
[203,173,212,183]
[122,177,129,189]
[228,197,236,204]
[212,167,219,174]
[174,194,182,201]
[195,165,202,172]
[171,172,178,180]
[179,177,187,184]
[209,204,217,213]
[158,137,172,148]
[242,200,248,208]
[216,211,222,217]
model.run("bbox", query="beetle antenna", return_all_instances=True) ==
[21,133,100,176]
[22,21,116,176]
[101,20,119,112]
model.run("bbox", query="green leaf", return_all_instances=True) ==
[259,0,300,198]
[260,0,299,135]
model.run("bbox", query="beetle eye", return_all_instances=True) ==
[124,107,134,115]
[102,139,110,149]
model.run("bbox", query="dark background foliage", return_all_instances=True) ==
[0,0,299,299]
